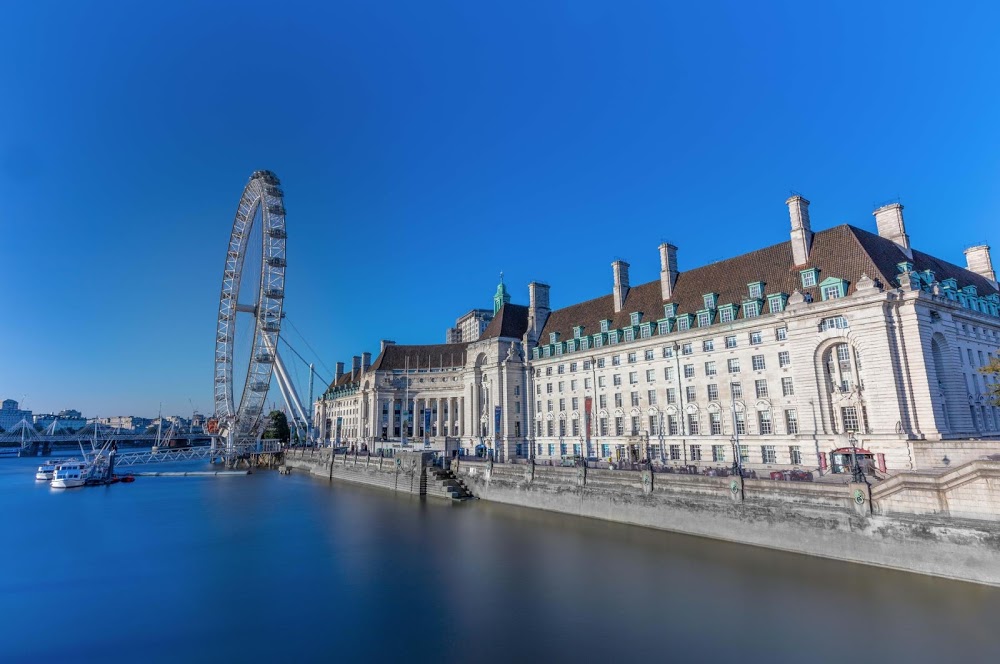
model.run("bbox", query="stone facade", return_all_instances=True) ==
[316,196,1000,473]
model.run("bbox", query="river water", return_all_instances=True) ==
[2,454,999,663]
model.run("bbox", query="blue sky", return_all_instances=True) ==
[3,1,999,418]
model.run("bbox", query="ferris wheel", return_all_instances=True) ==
[214,170,288,447]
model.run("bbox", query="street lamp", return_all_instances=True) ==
[847,430,865,483]
[730,403,742,479]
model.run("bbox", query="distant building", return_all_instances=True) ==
[34,410,87,431]
[0,399,33,431]
[444,277,513,343]
[95,416,152,432]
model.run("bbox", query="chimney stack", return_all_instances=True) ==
[786,195,813,266]
[380,339,395,354]
[351,355,361,378]
[612,260,630,313]
[874,203,912,258]
[528,282,551,342]
[658,243,678,301]
[362,352,372,370]
[964,245,997,288]
[335,362,345,382]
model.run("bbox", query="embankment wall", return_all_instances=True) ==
[450,458,1000,586]
[283,449,430,495]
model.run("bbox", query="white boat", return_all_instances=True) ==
[51,461,90,489]
[0,446,20,458]
[35,458,80,481]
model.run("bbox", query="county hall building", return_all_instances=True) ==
[315,195,1000,474]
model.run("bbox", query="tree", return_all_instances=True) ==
[982,354,1000,404]
[263,410,290,443]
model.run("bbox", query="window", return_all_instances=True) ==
[730,382,743,399]
[647,390,657,405]
[629,371,638,384]
[752,355,766,371]
[703,294,716,309]
[725,335,737,349]
[570,379,578,390]
[666,388,677,404]
[571,420,580,436]
[613,374,622,386]
[536,400,542,413]
[697,312,712,328]
[801,269,817,288]
[546,421,554,436]
[768,295,785,314]
[600,320,610,333]
[685,385,697,402]
[710,412,722,435]
[572,397,579,410]
[600,418,608,436]
[546,367,553,376]
[750,331,762,345]
[789,445,802,464]
[615,417,624,436]
[776,327,787,341]
[739,445,749,464]
[599,395,607,409]
[627,352,637,363]
[778,351,790,368]
[598,376,606,388]
[640,324,651,339]
[842,406,860,433]
[570,362,578,372]
[728,358,741,373]
[629,415,639,435]
[690,445,702,461]
[820,316,849,331]
[664,366,675,381]
[597,358,606,368]
[662,346,674,358]
[703,339,715,352]
[720,308,734,323]
[658,321,670,335]
[705,361,717,376]
[677,316,691,331]
[682,343,693,355]
[735,413,747,435]
[668,416,679,436]
[612,355,621,366]
[630,312,641,326]
[645,349,654,361]
[559,398,565,411]
[758,411,773,435]
[712,445,726,462]
[631,392,640,407]
[687,413,700,435]
[707,384,719,401]
[748,282,763,299]
[646,369,656,382]
[781,377,794,396]
[584,377,592,389]
[755,379,769,398]
[558,365,565,375]
[614,393,623,408]
[761,444,776,463]
[823,284,842,299]
[669,443,681,459]
[546,383,553,394]
[743,301,760,318]
[649,415,660,435]
[558,381,564,392]
[683,365,695,378]
[547,400,553,412]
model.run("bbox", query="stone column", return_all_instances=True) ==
[436,397,443,439]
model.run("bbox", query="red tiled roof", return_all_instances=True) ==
[480,303,529,340]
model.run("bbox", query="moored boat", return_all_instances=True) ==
[35,458,80,481]
[51,461,90,489]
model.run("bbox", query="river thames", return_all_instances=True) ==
[2,454,999,663]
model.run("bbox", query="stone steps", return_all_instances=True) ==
[426,468,475,501]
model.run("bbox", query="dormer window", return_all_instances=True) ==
[573,325,584,339]
[549,332,560,344]
[767,293,787,314]
[748,282,764,299]
[624,328,635,342]
[702,293,717,310]
[742,301,760,319]
[608,330,619,344]
[896,261,914,274]
[600,319,611,333]
[962,285,979,296]
[921,270,935,285]
[800,269,818,288]
[663,304,677,318]
[819,277,847,300]
[657,320,670,335]
[697,311,712,328]
[676,314,692,331]
[942,278,958,290]
[719,304,737,323]
[629,312,641,326]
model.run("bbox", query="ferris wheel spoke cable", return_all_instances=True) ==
[283,317,334,379]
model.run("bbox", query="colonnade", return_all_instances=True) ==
[378,395,468,438]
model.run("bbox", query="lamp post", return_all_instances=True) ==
[848,430,865,483]
[730,403,742,479]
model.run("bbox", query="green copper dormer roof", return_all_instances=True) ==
[494,272,511,314]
